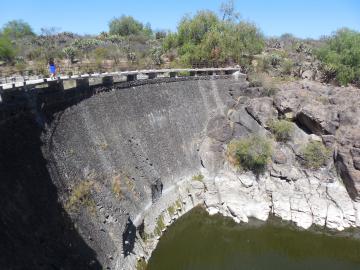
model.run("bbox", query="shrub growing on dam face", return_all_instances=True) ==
[301,141,331,169]
[65,180,96,214]
[268,119,294,142]
[227,136,272,174]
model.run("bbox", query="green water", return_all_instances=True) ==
[147,207,360,270]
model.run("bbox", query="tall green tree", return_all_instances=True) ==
[177,11,219,46]
[109,16,145,36]
[163,10,264,66]
[2,20,35,40]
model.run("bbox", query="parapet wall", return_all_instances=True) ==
[0,68,242,123]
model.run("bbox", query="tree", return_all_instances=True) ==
[223,22,265,62]
[109,16,144,36]
[2,20,35,40]
[0,35,16,62]
[143,22,153,37]
[220,0,240,22]
[316,28,360,85]
[177,11,219,46]
[164,10,264,66]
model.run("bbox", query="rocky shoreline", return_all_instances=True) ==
[127,164,360,268]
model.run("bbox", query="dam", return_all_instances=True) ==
[1,69,360,270]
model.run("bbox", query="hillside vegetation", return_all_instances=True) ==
[0,1,359,87]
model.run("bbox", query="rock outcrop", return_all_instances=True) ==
[274,80,360,200]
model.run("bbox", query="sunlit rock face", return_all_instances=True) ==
[1,75,360,270]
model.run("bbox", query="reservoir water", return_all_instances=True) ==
[148,207,360,270]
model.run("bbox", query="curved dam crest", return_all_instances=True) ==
[1,73,360,269]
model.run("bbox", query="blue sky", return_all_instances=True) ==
[1,0,359,38]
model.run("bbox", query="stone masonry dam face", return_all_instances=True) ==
[1,75,360,270]
[0,76,244,269]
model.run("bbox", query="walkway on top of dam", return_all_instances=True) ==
[0,67,243,91]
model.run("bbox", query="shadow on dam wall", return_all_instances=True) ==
[0,116,102,268]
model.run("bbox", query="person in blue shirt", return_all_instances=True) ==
[49,58,56,79]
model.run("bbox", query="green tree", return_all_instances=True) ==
[177,11,219,46]
[316,28,360,86]
[2,20,35,40]
[109,16,144,36]
[0,35,16,62]
[164,10,264,66]
[221,21,264,64]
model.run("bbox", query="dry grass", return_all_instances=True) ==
[248,72,279,96]
[97,141,109,150]
[136,258,147,270]
[154,214,165,236]
[65,180,96,214]
[112,175,122,199]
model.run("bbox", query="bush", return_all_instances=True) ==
[150,46,163,65]
[269,53,282,68]
[316,28,360,86]
[65,180,96,214]
[192,173,204,182]
[269,120,294,142]
[248,72,279,96]
[301,141,331,169]
[63,46,77,63]
[227,136,272,173]
[281,59,294,75]
[109,16,148,36]
[0,35,16,62]
[73,39,102,57]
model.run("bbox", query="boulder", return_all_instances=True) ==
[301,69,314,80]
[245,97,278,127]
[296,106,339,135]
[272,149,287,164]
[351,147,360,170]
[228,106,267,136]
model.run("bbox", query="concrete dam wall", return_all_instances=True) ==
[1,73,360,270]
[0,75,245,269]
